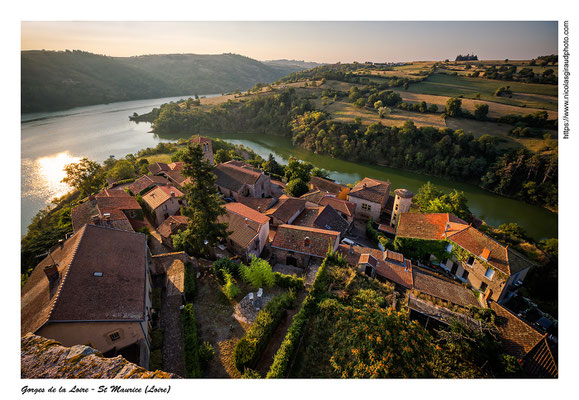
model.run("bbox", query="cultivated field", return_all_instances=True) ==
[406,73,557,110]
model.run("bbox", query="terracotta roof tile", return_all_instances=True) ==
[349,177,390,204]
[272,225,339,258]
[412,268,480,307]
[522,337,558,378]
[300,190,326,203]
[191,136,212,144]
[490,302,544,360]
[225,202,270,226]
[142,185,184,211]
[71,189,141,232]
[319,196,356,218]
[157,215,189,239]
[214,161,263,192]
[237,197,277,213]
[396,213,468,241]
[128,175,170,195]
[266,196,307,224]
[447,226,510,274]
[308,176,348,195]
[21,225,148,335]
[218,203,268,249]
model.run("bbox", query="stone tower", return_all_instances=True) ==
[390,188,414,227]
[190,136,214,165]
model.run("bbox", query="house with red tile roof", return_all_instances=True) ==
[148,162,191,188]
[214,160,271,200]
[396,212,534,303]
[217,202,270,262]
[307,176,350,200]
[271,224,340,268]
[338,244,414,289]
[141,185,186,226]
[190,136,214,165]
[21,224,153,368]
[293,205,350,238]
[127,174,170,195]
[156,215,189,249]
[490,302,557,378]
[264,195,307,227]
[347,177,391,221]
[71,188,143,233]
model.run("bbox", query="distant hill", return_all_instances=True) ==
[262,59,325,71]
[21,50,302,113]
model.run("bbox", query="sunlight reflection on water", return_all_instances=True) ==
[23,152,80,202]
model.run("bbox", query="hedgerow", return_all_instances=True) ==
[184,261,196,301]
[182,304,202,378]
[233,291,296,372]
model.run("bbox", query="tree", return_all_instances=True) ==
[445,97,462,117]
[285,178,309,197]
[284,157,313,183]
[262,153,284,177]
[240,257,276,289]
[378,107,391,118]
[428,104,438,113]
[373,100,384,109]
[413,182,443,210]
[172,143,229,257]
[107,159,135,181]
[311,167,329,179]
[214,148,232,164]
[61,158,104,196]
[474,103,489,120]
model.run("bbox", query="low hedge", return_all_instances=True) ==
[184,262,196,301]
[233,291,295,372]
[182,304,202,378]
[274,272,305,291]
[266,256,335,378]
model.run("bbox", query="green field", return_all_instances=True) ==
[406,73,557,110]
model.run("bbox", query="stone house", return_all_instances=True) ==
[347,177,391,221]
[214,160,271,200]
[71,188,143,233]
[218,202,270,262]
[264,195,307,227]
[396,212,534,303]
[307,176,350,200]
[293,204,350,239]
[127,174,170,196]
[141,185,186,226]
[148,162,190,188]
[156,215,189,249]
[270,224,340,268]
[21,224,153,368]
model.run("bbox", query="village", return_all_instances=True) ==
[20,136,557,379]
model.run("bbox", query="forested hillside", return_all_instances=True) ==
[21,50,302,112]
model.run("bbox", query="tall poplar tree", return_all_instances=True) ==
[172,142,228,257]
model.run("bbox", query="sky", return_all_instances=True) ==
[21,21,558,63]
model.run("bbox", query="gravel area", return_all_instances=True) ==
[233,291,277,325]
[160,288,185,377]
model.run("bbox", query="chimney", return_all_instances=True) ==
[171,191,175,197]
[245,217,249,227]
[304,236,311,248]
[44,264,59,281]
[349,243,354,255]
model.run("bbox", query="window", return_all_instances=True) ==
[93,272,103,277]
[361,203,371,211]
[162,204,168,211]
[480,282,488,293]
[395,204,399,211]
[461,270,470,280]
[446,243,453,252]
[484,267,495,280]
[466,256,475,266]
[109,331,121,342]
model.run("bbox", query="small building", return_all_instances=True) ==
[412,267,482,308]
[214,160,271,199]
[156,215,189,249]
[264,195,307,227]
[293,204,350,238]
[148,162,190,188]
[218,202,270,262]
[271,224,340,268]
[396,212,534,303]
[71,188,143,233]
[490,302,558,378]
[237,196,278,214]
[141,185,186,226]
[318,196,356,224]
[390,188,414,227]
[307,176,350,200]
[347,177,391,221]
[127,175,170,196]
[21,224,153,368]
[338,244,413,289]
[190,136,214,165]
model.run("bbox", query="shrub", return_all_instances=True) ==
[233,291,296,372]
[199,341,215,369]
[182,304,202,378]
[274,272,305,290]
[240,257,276,289]
[213,257,239,282]
[241,369,262,379]
[222,272,240,301]
[184,261,196,301]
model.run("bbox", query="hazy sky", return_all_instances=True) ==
[21,21,557,63]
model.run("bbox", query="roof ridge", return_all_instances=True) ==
[44,225,89,327]
[492,302,543,337]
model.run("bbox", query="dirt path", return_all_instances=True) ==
[255,291,308,376]
[160,290,185,377]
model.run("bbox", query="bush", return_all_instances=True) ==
[274,272,305,290]
[241,369,262,379]
[233,291,296,372]
[222,272,240,301]
[182,304,202,378]
[213,257,239,282]
[240,257,276,289]
[199,341,215,369]
[184,261,196,301]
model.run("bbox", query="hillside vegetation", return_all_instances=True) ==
[21,50,303,113]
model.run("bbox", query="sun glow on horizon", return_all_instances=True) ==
[36,151,81,199]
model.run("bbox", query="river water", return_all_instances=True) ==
[21,96,558,240]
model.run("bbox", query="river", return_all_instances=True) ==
[21,96,558,240]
